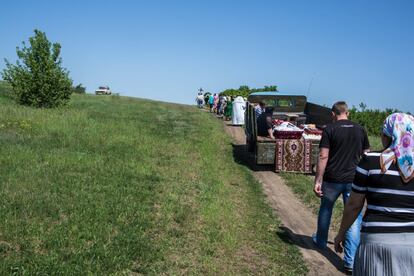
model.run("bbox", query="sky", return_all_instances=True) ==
[0,0,413,112]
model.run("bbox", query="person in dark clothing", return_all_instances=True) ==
[257,108,275,139]
[203,93,209,104]
[312,101,370,272]
[255,101,266,118]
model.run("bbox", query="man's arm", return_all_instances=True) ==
[268,128,275,139]
[266,117,275,139]
[313,147,329,197]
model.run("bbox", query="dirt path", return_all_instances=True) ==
[223,121,345,276]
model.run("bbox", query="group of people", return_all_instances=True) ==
[196,92,233,119]
[312,101,414,275]
[196,92,246,125]
[207,93,234,120]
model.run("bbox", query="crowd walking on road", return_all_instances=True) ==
[197,91,246,124]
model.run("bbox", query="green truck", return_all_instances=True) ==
[244,92,332,172]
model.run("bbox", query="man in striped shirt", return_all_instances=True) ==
[254,101,266,118]
[312,101,370,272]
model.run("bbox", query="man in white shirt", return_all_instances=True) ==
[196,93,204,108]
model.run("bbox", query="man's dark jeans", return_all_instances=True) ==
[315,181,363,268]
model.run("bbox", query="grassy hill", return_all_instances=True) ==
[0,86,306,274]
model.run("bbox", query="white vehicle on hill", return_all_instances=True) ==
[95,86,112,95]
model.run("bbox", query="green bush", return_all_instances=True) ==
[2,29,73,108]
[72,83,86,94]
[221,88,245,98]
[349,104,399,136]
[220,85,277,98]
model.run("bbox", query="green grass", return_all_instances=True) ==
[369,135,382,151]
[281,136,383,231]
[0,89,306,274]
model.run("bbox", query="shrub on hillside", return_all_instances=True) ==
[1,29,73,108]
[72,83,86,94]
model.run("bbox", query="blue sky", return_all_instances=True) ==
[1,0,413,112]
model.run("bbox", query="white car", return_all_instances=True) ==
[95,86,112,95]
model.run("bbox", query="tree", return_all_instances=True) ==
[238,85,250,92]
[72,83,86,94]
[220,85,278,98]
[250,85,278,92]
[2,29,73,108]
[359,102,367,112]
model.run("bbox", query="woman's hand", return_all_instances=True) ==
[313,181,323,197]
[334,233,345,253]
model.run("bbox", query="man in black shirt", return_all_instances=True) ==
[312,101,370,272]
[257,108,275,139]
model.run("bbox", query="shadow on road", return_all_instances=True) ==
[277,226,346,274]
[231,143,274,172]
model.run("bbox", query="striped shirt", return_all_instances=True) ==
[353,152,414,233]
[255,105,264,118]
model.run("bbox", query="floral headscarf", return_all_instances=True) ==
[381,113,414,183]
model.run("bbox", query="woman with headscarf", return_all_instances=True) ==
[208,94,214,112]
[213,93,219,113]
[218,96,227,117]
[216,95,223,115]
[224,97,233,121]
[334,113,414,275]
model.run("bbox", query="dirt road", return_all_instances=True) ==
[223,121,345,275]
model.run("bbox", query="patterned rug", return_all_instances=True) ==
[275,138,312,173]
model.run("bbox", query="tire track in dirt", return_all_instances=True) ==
[223,121,345,276]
